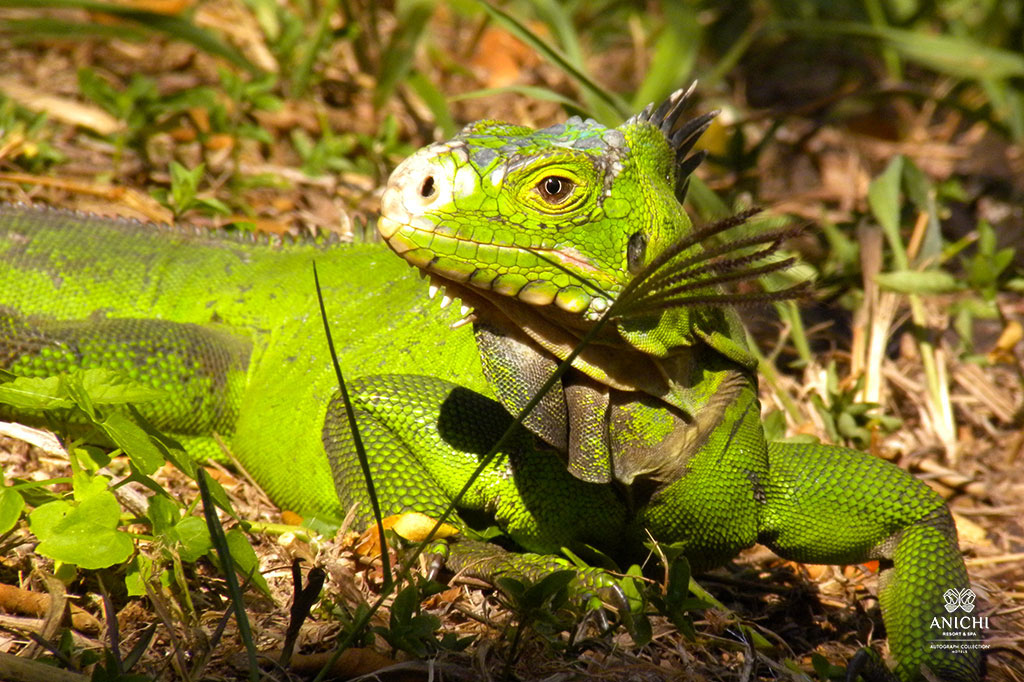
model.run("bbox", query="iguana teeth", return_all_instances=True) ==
[440,294,453,309]
[450,313,477,330]
[460,304,472,316]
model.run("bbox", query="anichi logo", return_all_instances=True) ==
[929,585,988,654]
[943,587,976,613]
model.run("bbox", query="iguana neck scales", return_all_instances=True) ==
[0,87,979,682]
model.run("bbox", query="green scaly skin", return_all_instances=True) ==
[0,88,978,681]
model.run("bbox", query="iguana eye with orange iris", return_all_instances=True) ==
[536,176,575,204]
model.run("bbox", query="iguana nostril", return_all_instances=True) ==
[420,176,436,199]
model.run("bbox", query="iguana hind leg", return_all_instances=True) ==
[0,308,249,458]
[759,441,979,682]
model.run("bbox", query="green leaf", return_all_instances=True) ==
[874,270,962,295]
[92,409,166,475]
[900,158,943,263]
[28,500,73,539]
[523,569,574,609]
[0,375,70,410]
[224,528,270,596]
[124,557,146,597]
[71,469,109,502]
[664,555,691,614]
[867,156,907,269]
[0,485,26,535]
[30,485,134,569]
[169,161,203,213]
[147,494,179,535]
[878,26,1024,81]
[172,515,212,563]
[631,4,701,111]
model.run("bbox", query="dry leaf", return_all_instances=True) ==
[0,77,122,136]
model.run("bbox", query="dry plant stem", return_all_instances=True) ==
[860,214,957,463]
[953,363,1018,424]
[911,458,987,499]
[964,552,1024,567]
[0,173,171,223]
[0,614,100,649]
[903,210,957,462]
[0,583,101,633]
[907,297,956,462]
[142,575,192,680]
[855,225,894,407]
[233,648,393,677]
[0,651,89,682]
[20,573,67,660]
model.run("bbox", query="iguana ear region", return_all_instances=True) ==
[626,231,647,275]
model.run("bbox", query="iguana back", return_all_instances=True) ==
[0,203,485,522]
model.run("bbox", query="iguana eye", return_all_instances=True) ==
[536,176,575,204]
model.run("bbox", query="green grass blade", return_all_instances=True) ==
[314,272,627,682]
[0,16,145,41]
[478,0,628,123]
[530,0,583,69]
[373,0,434,108]
[0,0,258,73]
[450,85,585,112]
[775,19,1024,80]
[312,262,392,589]
[290,0,338,97]
[407,70,457,138]
[631,4,700,111]
[196,467,259,681]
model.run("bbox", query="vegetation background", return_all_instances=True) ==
[0,0,1021,680]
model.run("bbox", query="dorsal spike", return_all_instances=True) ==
[626,83,716,203]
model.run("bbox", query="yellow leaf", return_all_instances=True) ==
[355,513,459,558]
[987,320,1022,364]
[390,512,459,543]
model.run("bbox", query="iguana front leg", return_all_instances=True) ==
[322,374,631,557]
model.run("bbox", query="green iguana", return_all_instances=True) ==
[0,87,979,681]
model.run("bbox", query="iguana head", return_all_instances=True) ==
[379,87,793,374]
[380,87,711,328]
[379,86,804,484]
